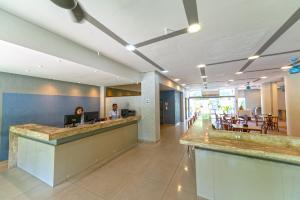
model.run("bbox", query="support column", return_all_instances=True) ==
[140,72,160,142]
[261,82,278,116]
[285,73,300,136]
[99,86,106,118]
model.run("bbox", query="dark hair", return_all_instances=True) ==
[112,103,117,106]
[74,106,84,115]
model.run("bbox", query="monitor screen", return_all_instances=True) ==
[64,115,81,126]
[84,111,99,122]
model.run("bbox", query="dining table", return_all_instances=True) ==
[232,124,262,133]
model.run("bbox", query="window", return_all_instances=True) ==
[189,90,202,97]
[238,98,246,110]
[219,89,235,96]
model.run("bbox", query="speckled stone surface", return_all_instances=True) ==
[8,116,140,168]
[9,116,140,141]
[180,119,300,165]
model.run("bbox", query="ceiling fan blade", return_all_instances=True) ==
[71,3,85,23]
[182,0,199,25]
[50,0,77,9]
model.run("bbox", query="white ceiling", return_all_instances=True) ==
[0,40,132,86]
[0,0,299,89]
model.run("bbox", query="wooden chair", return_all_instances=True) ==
[261,122,268,134]
[272,116,279,132]
[222,123,230,131]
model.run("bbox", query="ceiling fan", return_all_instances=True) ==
[50,0,85,23]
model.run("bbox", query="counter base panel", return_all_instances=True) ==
[196,148,300,200]
[17,123,138,187]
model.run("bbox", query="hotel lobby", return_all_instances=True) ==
[0,1,300,200]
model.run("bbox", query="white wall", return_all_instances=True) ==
[278,88,286,110]
[105,96,141,118]
[285,73,300,136]
[238,89,261,111]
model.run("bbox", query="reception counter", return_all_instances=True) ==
[180,119,300,200]
[8,116,140,186]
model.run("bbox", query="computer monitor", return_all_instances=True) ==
[64,115,81,127]
[84,111,99,122]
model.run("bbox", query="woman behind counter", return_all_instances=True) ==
[74,106,85,125]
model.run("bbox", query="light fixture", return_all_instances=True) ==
[187,23,201,33]
[260,76,267,79]
[125,44,136,51]
[37,65,43,68]
[248,55,260,60]
[281,66,292,70]
[229,79,234,82]
[173,78,180,82]
[203,81,208,84]
[177,185,182,192]
[78,81,81,83]
[235,71,243,75]
[201,75,208,78]
[181,83,186,86]
[197,64,206,68]
[161,70,169,73]
[25,69,31,72]
[184,166,188,171]
[94,70,98,72]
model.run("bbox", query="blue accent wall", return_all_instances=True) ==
[0,93,100,160]
[160,91,181,124]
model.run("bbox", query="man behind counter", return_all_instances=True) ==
[108,103,120,120]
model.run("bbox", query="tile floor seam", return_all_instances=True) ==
[160,149,188,200]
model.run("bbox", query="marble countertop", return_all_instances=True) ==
[9,116,140,141]
[180,120,300,165]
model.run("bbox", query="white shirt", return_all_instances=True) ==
[109,110,120,119]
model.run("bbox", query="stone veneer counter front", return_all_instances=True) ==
[8,116,140,186]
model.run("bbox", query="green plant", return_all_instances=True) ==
[222,105,232,114]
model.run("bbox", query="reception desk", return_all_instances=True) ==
[8,116,140,187]
[180,119,300,200]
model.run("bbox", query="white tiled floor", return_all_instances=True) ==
[0,122,202,200]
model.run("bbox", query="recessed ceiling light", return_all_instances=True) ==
[187,23,201,33]
[125,44,136,51]
[229,79,234,82]
[181,83,186,86]
[201,75,208,78]
[78,81,81,83]
[235,71,243,75]
[174,78,180,82]
[248,55,260,60]
[260,76,267,79]
[161,70,168,73]
[37,65,43,68]
[94,69,98,72]
[197,64,206,68]
[281,66,292,70]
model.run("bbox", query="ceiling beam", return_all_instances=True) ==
[134,28,187,48]
[205,49,300,67]
[238,8,300,72]
[182,0,199,25]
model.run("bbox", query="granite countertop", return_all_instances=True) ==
[180,120,300,165]
[9,116,140,141]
